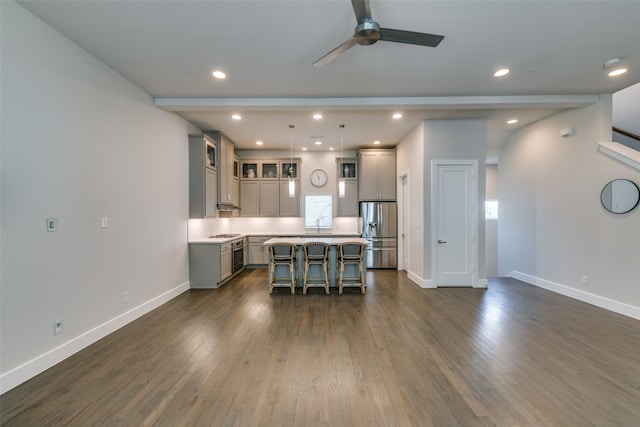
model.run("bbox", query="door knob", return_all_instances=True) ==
[437,240,447,244]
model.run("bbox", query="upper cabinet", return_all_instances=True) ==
[188,134,218,218]
[240,158,301,217]
[336,157,358,216]
[358,149,396,201]
[215,133,237,209]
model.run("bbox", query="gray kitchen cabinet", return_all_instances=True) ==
[205,169,218,217]
[189,134,218,218]
[189,242,232,288]
[220,243,232,281]
[248,236,270,265]
[336,158,358,216]
[240,158,301,217]
[259,181,279,216]
[239,179,279,217]
[338,180,358,216]
[358,149,396,201]
[232,156,240,208]
[217,133,236,208]
[240,181,259,216]
[279,180,300,216]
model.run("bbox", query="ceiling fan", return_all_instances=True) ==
[312,0,445,68]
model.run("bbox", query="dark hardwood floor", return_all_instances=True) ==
[2,270,640,426]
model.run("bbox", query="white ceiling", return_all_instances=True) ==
[18,0,640,154]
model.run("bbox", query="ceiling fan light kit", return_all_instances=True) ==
[313,0,444,67]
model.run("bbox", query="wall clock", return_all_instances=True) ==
[310,169,328,187]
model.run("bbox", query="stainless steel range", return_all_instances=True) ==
[232,238,244,274]
[209,233,242,239]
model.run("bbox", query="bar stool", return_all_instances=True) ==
[337,242,366,294]
[268,242,297,294]
[302,242,330,294]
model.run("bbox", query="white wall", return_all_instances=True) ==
[396,124,425,282]
[396,120,487,287]
[423,120,487,285]
[485,165,498,277]
[499,96,640,318]
[1,1,191,392]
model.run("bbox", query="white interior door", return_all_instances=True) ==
[435,163,475,286]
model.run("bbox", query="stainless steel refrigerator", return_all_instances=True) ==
[360,201,397,269]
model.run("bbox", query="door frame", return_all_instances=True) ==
[430,160,479,287]
[397,172,409,272]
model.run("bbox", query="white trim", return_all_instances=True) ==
[509,271,640,320]
[406,271,436,289]
[154,94,599,111]
[0,281,190,394]
[397,171,409,272]
[598,141,640,172]
[475,279,488,289]
[431,160,479,287]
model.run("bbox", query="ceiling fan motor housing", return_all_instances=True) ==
[355,19,380,45]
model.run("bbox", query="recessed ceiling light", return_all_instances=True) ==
[313,114,323,120]
[256,140,263,145]
[373,140,381,145]
[212,70,226,79]
[392,113,402,119]
[507,119,518,124]
[231,114,242,120]
[315,141,322,145]
[329,147,334,151]
[608,68,627,77]
[302,147,307,151]
[494,68,510,77]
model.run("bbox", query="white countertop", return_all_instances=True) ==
[189,232,361,244]
[263,237,367,246]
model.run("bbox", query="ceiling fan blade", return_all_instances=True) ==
[312,37,358,68]
[351,0,372,22]
[379,28,444,47]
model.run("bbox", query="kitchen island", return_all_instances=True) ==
[263,237,367,290]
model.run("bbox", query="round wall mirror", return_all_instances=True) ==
[600,179,640,214]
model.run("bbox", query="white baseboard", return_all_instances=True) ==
[475,278,488,288]
[509,271,640,320]
[0,281,190,394]
[405,270,436,288]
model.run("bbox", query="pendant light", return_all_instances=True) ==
[338,124,346,198]
[288,124,295,198]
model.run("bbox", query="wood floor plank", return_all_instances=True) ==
[2,272,640,426]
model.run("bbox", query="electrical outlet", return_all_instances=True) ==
[581,275,589,285]
[54,319,63,335]
[122,291,129,303]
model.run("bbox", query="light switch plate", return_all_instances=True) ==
[101,217,108,228]
[47,218,57,232]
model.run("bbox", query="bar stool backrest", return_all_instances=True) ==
[303,242,330,261]
[339,242,365,260]
[270,243,296,261]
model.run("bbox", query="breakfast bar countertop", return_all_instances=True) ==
[263,237,367,246]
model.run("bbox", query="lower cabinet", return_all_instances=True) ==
[248,236,270,265]
[189,242,233,288]
[220,243,232,282]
